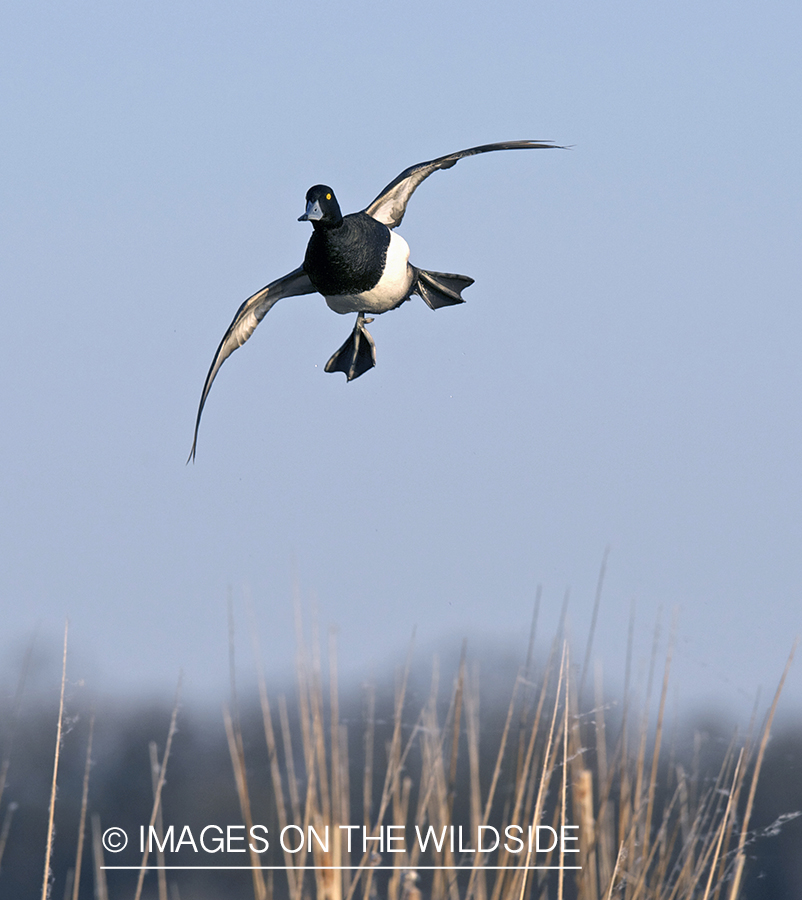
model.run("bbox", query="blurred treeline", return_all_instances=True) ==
[0,646,800,899]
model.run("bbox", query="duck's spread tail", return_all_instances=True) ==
[413,268,474,309]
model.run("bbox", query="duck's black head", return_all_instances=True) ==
[298,185,343,227]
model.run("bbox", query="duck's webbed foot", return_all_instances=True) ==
[324,313,376,381]
[414,268,474,309]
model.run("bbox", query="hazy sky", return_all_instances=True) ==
[2,1,800,719]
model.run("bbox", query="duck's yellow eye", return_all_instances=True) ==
[326,193,331,200]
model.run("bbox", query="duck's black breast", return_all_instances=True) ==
[303,213,391,296]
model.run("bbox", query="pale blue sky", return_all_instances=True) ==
[1,1,800,716]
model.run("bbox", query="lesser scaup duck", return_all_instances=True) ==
[190,140,562,460]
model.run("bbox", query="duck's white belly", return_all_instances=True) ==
[324,231,413,315]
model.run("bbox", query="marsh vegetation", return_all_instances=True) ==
[0,600,799,899]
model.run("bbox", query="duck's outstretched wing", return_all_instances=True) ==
[188,266,316,461]
[364,140,563,229]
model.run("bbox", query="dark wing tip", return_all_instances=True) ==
[185,267,316,465]
[187,402,204,463]
[365,139,567,228]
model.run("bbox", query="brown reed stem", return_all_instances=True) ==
[41,619,68,900]
[149,741,169,900]
[519,640,568,900]
[727,639,797,900]
[71,712,94,900]
[701,749,744,900]
[133,673,182,900]
[247,591,298,900]
[91,814,109,900]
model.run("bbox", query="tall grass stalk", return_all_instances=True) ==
[91,813,109,900]
[247,591,299,900]
[133,673,182,900]
[41,619,68,900]
[19,600,788,900]
[225,599,796,900]
[227,594,269,900]
[726,639,798,900]
[148,741,169,900]
[70,712,94,900]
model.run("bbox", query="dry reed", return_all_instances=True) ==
[41,619,69,900]
[2,592,796,900]
[216,598,795,900]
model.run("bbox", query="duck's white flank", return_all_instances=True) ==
[324,231,413,315]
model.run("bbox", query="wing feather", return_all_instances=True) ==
[364,140,563,229]
[188,265,316,461]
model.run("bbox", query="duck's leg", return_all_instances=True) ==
[324,313,376,381]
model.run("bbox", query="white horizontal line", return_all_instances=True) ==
[102,865,582,871]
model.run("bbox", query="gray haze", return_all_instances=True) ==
[1,1,800,717]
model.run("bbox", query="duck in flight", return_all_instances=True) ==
[189,140,562,460]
